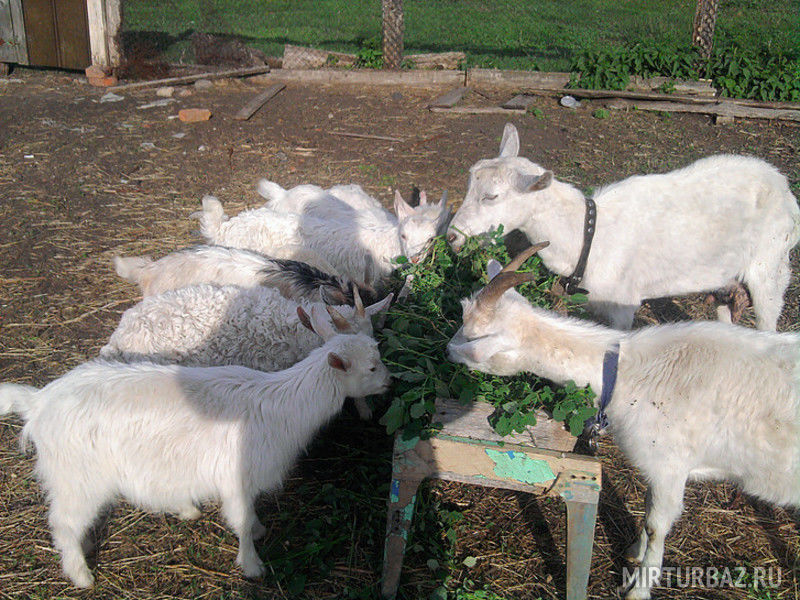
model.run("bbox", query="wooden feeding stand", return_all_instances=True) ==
[381,399,602,600]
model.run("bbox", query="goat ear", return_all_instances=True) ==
[308,305,337,340]
[297,306,314,331]
[418,191,428,206]
[365,293,394,316]
[394,190,415,220]
[499,123,520,158]
[327,352,350,372]
[486,259,503,281]
[518,171,553,193]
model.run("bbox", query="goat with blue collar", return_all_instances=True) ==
[447,243,800,600]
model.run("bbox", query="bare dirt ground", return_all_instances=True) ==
[0,68,798,600]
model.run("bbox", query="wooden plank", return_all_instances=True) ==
[502,94,538,110]
[405,51,465,70]
[468,69,715,97]
[104,0,122,66]
[233,83,285,120]
[54,0,90,69]
[85,0,107,66]
[426,437,601,493]
[607,98,800,122]
[428,86,468,108]
[434,398,577,452]
[21,0,59,67]
[282,44,356,69]
[1,0,28,64]
[430,106,526,115]
[109,66,272,91]
[251,68,464,87]
[469,69,572,90]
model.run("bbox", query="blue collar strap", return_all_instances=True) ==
[586,341,620,435]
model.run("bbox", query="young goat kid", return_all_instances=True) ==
[198,185,449,287]
[0,305,391,587]
[100,285,393,419]
[447,123,800,330]
[447,244,800,600]
[258,180,451,263]
[113,245,370,305]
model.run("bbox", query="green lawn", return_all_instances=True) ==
[122,0,798,71]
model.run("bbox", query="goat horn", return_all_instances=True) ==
[326,305,352,332]
[500,241,550,274]
[353,285,365,318]
[475,271,538,311]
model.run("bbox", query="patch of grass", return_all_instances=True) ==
[121,0,797,73]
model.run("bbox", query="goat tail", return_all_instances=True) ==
[0,383,39,421]
[195,195,227,240]
[256,179,287,204]
[113,255,152,284]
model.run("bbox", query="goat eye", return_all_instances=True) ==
[370,366,377,372]
[400,234,407,240]
[482,194,498,203]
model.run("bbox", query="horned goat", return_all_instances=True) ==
[446,243,800,600]
[0,305,391,588]
[447,123,800,330]
[113,245,370,305]
[100,284,392,419]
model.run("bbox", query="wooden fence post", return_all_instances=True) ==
[382,0,404,70]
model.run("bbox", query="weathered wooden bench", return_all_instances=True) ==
[381,398,602,600]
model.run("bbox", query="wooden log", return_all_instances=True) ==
[233,83,285,121]
[282,44,356,69]
[428,86,468,108]
[405,51,465,70]
[109,66,271,91]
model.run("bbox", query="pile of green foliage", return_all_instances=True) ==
[569,42,800,102]
[376,229,596,441]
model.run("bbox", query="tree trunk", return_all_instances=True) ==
[692,0,720,60]
[382,0,404,70]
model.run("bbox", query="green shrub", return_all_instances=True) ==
[569,42,800,102]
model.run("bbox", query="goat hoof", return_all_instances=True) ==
[239,558,266,579]
[68,566,95,588]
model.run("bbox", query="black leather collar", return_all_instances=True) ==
[559,197,596,295]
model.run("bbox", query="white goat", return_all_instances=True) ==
[113,245,368,305]
[100,284,392,419]
[446,244,800,600]
[447,123,800,330]
[0,305,391,588]
[197,198,386,287]
[256,179,452,265]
